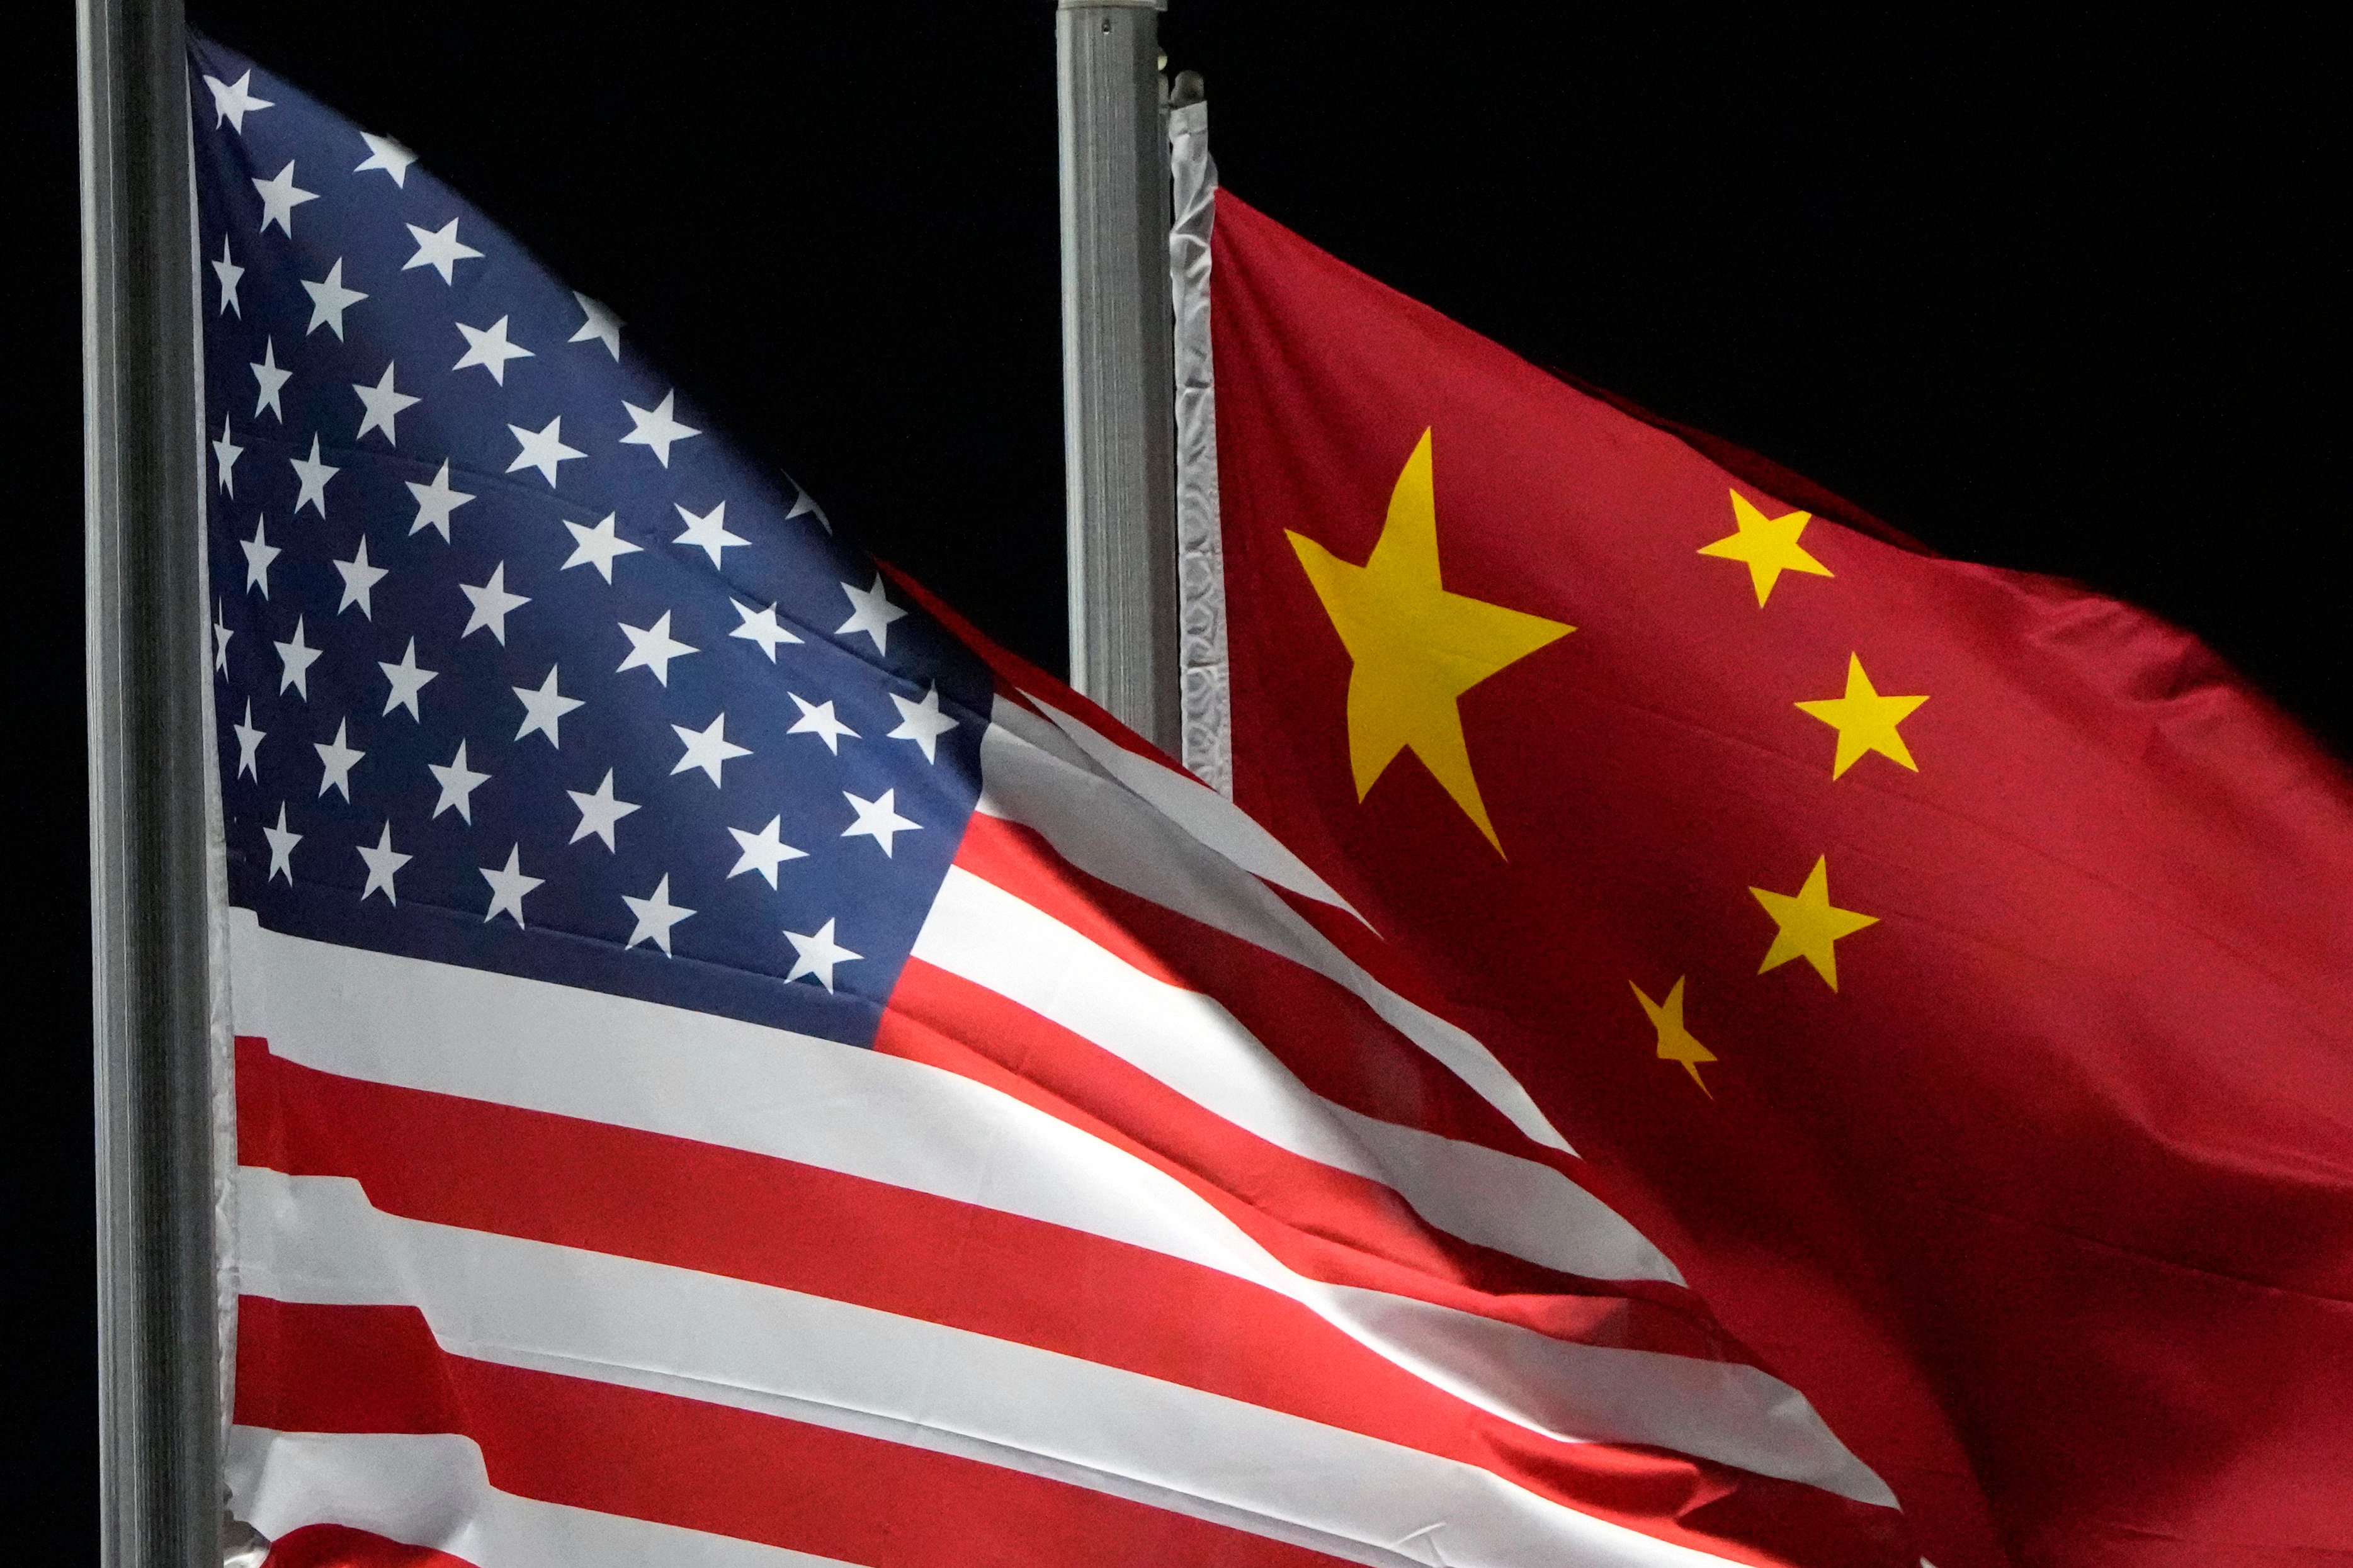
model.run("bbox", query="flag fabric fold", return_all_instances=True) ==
[193,38,1926,1568]
[1194,184,2353,1567]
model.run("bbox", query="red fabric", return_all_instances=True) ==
[1206,190,2353,1568]
[263,1523,477,1568]
[239,1297,1343,1568]
[237,1025,1900,1566]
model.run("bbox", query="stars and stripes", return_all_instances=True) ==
[195,35,1906,1568]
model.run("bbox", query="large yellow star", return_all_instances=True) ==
[1750,856,1878,990]
[1289,429,1572,854]
[1698,490,1833,606]
[1796,653,1927,779]
[1630,976,1716,1097]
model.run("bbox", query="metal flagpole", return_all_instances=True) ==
[79,0,222,1560]
[1055,0,1181,751]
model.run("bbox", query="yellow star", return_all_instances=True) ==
[1697,490,1833,606]
[1795,653,1927,779]
[1289,428,1572,854]
[1750,856,1878,990]
[1630,976,1716,1097]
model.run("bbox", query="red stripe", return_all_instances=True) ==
[945,815,1744,1323]
[955,811,1579,1163]
[263,1523,478,1568]
[883,956,1748,1363]
[238,1296,1346,1568]
[958,786,1696,1338]
[238,1035,1907,1567]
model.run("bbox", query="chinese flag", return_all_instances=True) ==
[1205,191,2353,1567]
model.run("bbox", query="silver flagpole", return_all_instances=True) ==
[1055,0,1181,750]
[79,0,221,1562]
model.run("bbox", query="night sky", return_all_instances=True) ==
[18,4,2337,1548]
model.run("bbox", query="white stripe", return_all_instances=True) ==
[977,697,1577,1156]
[914,864,1680,1285]
[240,1168,1767,1568]
[1322,1102,1682,1285]
[227,1426,834,1568]
[229,911,1891,1506]
[1024,692,1363,923]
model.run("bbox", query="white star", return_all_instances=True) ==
[887,685,959,764]
[378,637,438,720]
[616,611,695,685]
[460,563,530,645]
[204,70,274,132]
[786,693,858,754]
[672,500,746,568]
[232,699,264,779]
[351,362,419,444]
[726,816,807,889]
[213,602,234,675]
[332,536,387,618]
[250,338,290,421]
[567,768,639,851]
[263,803,300,884]
[621,392,700,467]
[405,460,475,541]
[290,434,339,518]
[429,740,491,823]
[241,515,280,596]
[512,665,582,747]
[507,417,582,487]
[622,874,695,956]
[212,237,244,317]
[671,713,751,787]
[402,218,482,285]
[480,845,543,927]
[273,616,320,699]
[251,161,316,237]
[616,879,687,949]
[841,788,919,857]
[354,131,417,186]
[569,292,621,358]
[786,487,831,533]
[302,258,368,339]
[357,821,411,905]
[561,513,641,582]
[314,718,365,800]
[453,315,533,383]
[212,416,242,495]
[783,918,860,991]
[836,574,907,655]
[729,600,802,660]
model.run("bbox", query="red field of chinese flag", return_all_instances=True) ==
[1206,190,2353,1568]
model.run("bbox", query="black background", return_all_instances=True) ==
[16,4,2339,1549]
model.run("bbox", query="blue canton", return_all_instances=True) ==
[192,37,992,1047]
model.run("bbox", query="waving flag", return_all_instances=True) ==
[1181,170,2353,1565]
[193,39,1927,1568]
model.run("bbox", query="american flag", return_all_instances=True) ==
[193,37,1908,1568]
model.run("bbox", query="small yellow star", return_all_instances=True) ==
[1750,856,1878,990]
[1290,428,1572,854]
[1796,653,1927,779]
[1698,490,1833,606]
[1630,975,1717,1097]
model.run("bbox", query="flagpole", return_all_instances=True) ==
[79,0,222,1561]
[1055,0,1180,750]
